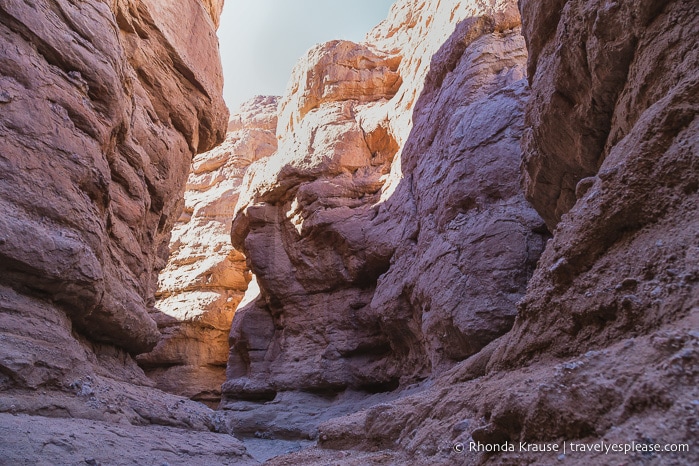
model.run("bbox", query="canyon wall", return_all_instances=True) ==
[137,96,278,404]
[0,1,256,463]
[218,0,697,464]
[499,0,698,367]
[223,0,546,409]
[268,0,697,464]
[0,0,227,362]
[0,0,695,463]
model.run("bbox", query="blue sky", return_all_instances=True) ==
[217,0,395,112]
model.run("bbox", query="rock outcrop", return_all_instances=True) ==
[223,0,545,418]
[221,0,698,464]
[367,11,543,375]
[0,1,257,463]
[0,0,227,357]
[2,0,696,463]
[264,0,698,464]
[137,96,278,404]
[500,0,699,370]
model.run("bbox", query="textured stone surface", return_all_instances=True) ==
[367,16,544,376]
[0,0,256,462]
[201,0,225,28]
[2,0,695,463]
[137,96,278,404]
[0,413,256,466]
[224,0,544,406]
[227,99,400,398]
[271,0,698,464]
[499,0,699,367]
[0,0,227,356]
[519,0,693,230]
[315,319,699,465]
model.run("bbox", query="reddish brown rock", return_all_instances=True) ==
[137,96,278,404]
[497,0,699,367]
[0,0,227,356]
[227,91,400,399]
[0,0,254,462]
[367,14,544,377]
[223,0,544,407]
[279,0,698,464]
[200,0,225,28]
[315,317,698,465]
[277,40,402,136]
[519,0,690,230]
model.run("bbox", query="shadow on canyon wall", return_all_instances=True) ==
[217,4,549,441]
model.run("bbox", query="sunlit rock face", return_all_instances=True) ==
[224,0,545,402]
[200,0,225,28]
[136,96,278,403]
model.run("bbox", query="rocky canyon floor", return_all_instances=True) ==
[0,0,697,465]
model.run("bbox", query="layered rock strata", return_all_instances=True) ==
[0,1,256,463]
[1,0,695,463]
[137,96,278,404]
[224,0,545,406]
[0,0,227,357]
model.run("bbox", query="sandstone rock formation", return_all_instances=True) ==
[0,0,227,357]
[221,0,698,464]
[201,0,225,28]
[367,13,544,375]
[223,0,545,415]
[501,0,699,370]
[137,96,278,404]
[265,0,698,464]
[0,0,257,463]
[2,0,696,463]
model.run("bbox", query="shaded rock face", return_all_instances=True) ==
[501,1,699,454]
[224,0,546,404]
[0,1,247,461]
[287,1,698,464]
[520,0,695,230]
[369,16,545,375]
[137,96,278,404]
[0,0,227,358]
[495,0,699,370]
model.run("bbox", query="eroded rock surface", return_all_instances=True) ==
[277,0,698,464]
[368,13,544,376]
[520,0,696,230]
[223,0,698,464]
[0,0,227,356]
[0,0,254,462]
[223,0,544,422]
[137,96,278,404]
[2,0,695,463]
[498,0,699,366]
[0,413,256,466]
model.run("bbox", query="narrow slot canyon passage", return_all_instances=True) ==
[0,0,696,465]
